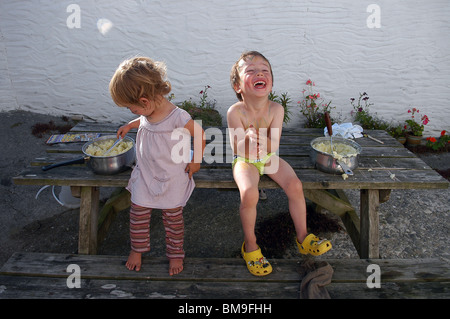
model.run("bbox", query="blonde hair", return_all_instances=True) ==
[109,57,171,107]
[230,51,273,101]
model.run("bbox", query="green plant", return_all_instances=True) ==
[298,79,335,128]
[388,123,407,138]
[350,92,390,131]
[269,91,292,124]
[426,130,449,151]
[175,85,222,126]
[405,108,429,137]
[198,85,216,109]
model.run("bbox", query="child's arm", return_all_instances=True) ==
[117,117,140,139]
[184,119,206,179]
[227,104,259,159]
[260,102,284,154]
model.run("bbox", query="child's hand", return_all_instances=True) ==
[185,162,201,179]
[247,124,258,142]
[117,124,132,139]
[117,118,141,139]
[246,125,259,156]
[257,133,268,157]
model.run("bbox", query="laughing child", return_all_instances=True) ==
[227,51,332,276]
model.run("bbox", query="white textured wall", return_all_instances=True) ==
[0,0,449,136]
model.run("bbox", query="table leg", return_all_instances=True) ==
[78,186,99,254]
[360,189,380,259]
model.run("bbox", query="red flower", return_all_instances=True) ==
[429,137,437,143]
[441,130,447,136]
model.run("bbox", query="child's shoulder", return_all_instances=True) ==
[268,100,284,113]
[227,101,244,117]
[228,101,244,111]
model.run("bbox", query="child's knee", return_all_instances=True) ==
[286,177,303,196]
[240,187,259,208]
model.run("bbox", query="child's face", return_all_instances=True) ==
[235,56,273,100]
[125,98,155,117]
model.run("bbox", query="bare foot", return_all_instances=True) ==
[126,250,142,271]
[169,258,184,276]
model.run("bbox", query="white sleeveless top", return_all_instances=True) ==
[126,107,195,209]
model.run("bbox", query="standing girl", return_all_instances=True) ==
[109,57,205,275]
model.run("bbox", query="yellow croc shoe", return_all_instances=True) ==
[241,242,272,276]
[297,234,332,256]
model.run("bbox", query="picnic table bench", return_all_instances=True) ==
[13,122,449,259]
[1,252,448,299]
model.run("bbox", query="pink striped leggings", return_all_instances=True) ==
[129,203,185,260]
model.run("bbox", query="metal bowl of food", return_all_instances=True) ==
[310,136,362,175]
[82,135,136,175]
[42,135,135,175]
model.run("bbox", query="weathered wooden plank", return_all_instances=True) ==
[69,122,317,135]
[78,186,100,255]
[12,165,449,190]
[1,274,447,299]
[0,253,300,282]
[1,253,448,299]
[3,253,449,284]
[280,134,400,147]
[285,156,434,170]
[31,154,87,166]
[293,168,448,190]
[31,153,434,173]
[68,124,392,143]
[360,189,380,259]
[193,168,448,190]
[0,275,300,299]
[70,122,124,133]
[198,143,414,158]
[327,281,450,299]
[341,210,361,254]
[13,166,132,187]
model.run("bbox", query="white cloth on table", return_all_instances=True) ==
[324,122,363,139]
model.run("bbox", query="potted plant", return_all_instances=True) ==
[174,85,223,126]
[405,108,429,145]
[389,124,407,144]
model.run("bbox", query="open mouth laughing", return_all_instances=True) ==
[253,80,266,89]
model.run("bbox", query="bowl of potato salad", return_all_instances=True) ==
[42,135,135,175]
[82,135,135,174]
[310,136,361,175]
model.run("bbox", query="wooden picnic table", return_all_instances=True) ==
[13,122,449,258]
